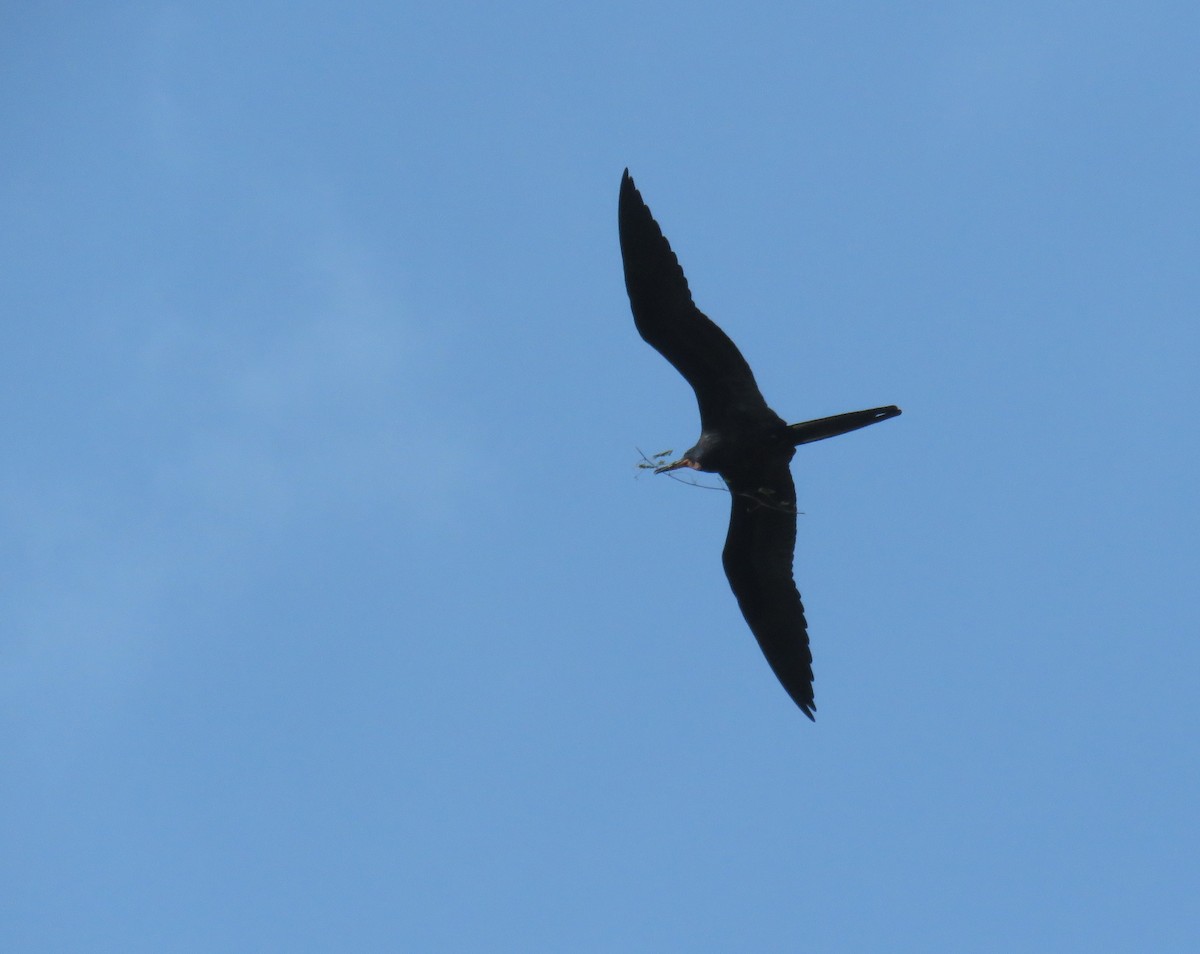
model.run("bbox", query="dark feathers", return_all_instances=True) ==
[722,463,815,719]
[618,169,900,719]
[619,170,774,432]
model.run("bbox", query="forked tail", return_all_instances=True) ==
[788,405,901,446]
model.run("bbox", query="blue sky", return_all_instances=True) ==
[2,2,1197,950]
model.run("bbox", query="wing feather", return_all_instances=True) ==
[618,170,772,430]
[721,461,815,719]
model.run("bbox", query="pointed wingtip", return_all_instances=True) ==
[618,169,651,231]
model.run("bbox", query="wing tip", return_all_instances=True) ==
[619,169,642,213]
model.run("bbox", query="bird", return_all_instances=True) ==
[618,169,900,719]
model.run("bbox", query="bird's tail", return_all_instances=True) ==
[788,406,901,446]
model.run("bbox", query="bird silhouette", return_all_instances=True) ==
[618,169,900,719]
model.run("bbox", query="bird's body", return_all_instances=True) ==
[618,169,900,719]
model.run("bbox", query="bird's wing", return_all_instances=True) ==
[721,460,815,719]
[618,170,772,430]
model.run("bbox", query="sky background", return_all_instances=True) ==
[2,2,1198,951]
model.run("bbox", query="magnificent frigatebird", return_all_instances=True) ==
[618,169,900,719]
